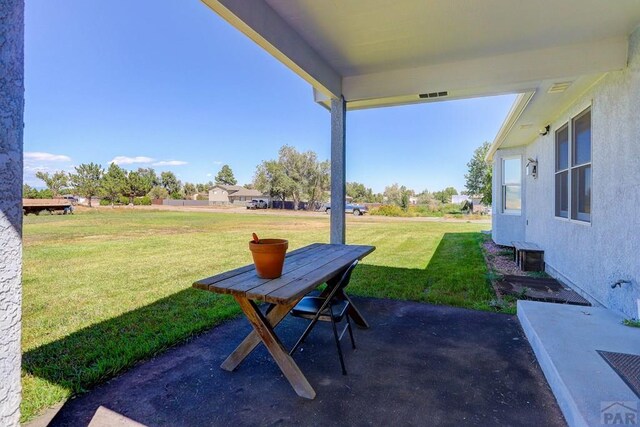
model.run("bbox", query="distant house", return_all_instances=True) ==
[228,188,268,204]
[208,185,268,205]
[208,185,242,203]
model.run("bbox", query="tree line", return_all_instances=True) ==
[28,141,491,210]
[27,162,243,207]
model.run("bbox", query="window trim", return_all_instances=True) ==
[501,155,522,215]
[554,123,569,218]
[554,105,592,224]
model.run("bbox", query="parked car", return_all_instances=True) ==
[323,202,368,216]
[246,199,268,209]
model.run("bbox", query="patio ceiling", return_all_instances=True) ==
[202,0,639,110]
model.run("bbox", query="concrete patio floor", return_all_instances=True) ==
[44,298,565,426]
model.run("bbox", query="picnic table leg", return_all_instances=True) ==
[233,296,316,399]
[221,302,294,372]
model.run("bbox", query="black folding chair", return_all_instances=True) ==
[289,260,359,375]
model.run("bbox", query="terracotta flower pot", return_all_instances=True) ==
[249,238,288,279]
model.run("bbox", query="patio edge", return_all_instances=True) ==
[518,301,588,427]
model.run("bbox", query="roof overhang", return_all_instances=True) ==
[485,69,611,161]
[201,0,639,110]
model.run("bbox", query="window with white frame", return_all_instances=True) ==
[502,157,521,213]
[555,107,591,222]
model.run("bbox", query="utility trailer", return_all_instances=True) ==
[23,199,73,215]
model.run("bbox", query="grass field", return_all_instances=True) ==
[21,209,491,422]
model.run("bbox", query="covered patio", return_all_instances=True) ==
[2,1,640,426]
[41,298,563,426]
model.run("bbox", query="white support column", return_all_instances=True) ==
[0,1,24,425]
[330,96,346,244]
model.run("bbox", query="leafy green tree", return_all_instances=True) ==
[254,160,292,208]
[101,163,128,205]
[183,182,197,198]
[148,185,169,200]
[136,168,158,194]
[23,184,37,198]
[416,189,436,206]
[124,171,148,203]
[22,184,54,199]
[160,171,181,196]
[433,186,459,204]
[69,163,103,207]
[277,146,306,209]
[400,190,410,212]
[346,182,382,203]
[253,145,331,210]
[215,164,237,186]
[465,141,492,204]
[35,170,69,197]
[481,168,492,205]
[304,158,330,211]
[384,183,412,206]
[196,183,207,193]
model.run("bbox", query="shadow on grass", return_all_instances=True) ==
[349,232,494,310]
[22,288,241,420]
[22,232,493,421]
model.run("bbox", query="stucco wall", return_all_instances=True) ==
[0,1,24,425]
[500,27,640,318]
[208,188,229,203]
[491,146,526,246]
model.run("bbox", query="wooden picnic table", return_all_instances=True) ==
[193,242,376,399]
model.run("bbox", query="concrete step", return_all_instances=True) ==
[517,300,640,427]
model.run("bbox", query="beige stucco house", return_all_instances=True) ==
[208,185,268,205]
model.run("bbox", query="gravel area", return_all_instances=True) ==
[483,239,527,277]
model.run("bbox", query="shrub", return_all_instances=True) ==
[133,196,152,206]
[99,199,111,206]
[370,205,408,217]
[119,196,130,205]
[442,203,463,214]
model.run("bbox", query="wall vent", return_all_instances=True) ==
[548,82,572,94]
[419,91,448,99]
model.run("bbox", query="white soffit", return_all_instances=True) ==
[486,73,606,161]
[202,0,639,108]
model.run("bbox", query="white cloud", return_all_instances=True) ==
[24,152,71,162]
[212,161,223,165]
[153,160,188,166]
[206,173,212,177]
[23,152,73,187]
[110,156,155,165]
[24,165,53,172]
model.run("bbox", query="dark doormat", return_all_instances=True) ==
[598,350,640,399]
[496,275,591,306]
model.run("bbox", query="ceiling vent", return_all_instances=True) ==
[548,81,573,94]
[419,91,448,99]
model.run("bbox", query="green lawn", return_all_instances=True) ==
[21,209,491,422]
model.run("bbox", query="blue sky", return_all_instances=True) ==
[24,0,515,194]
